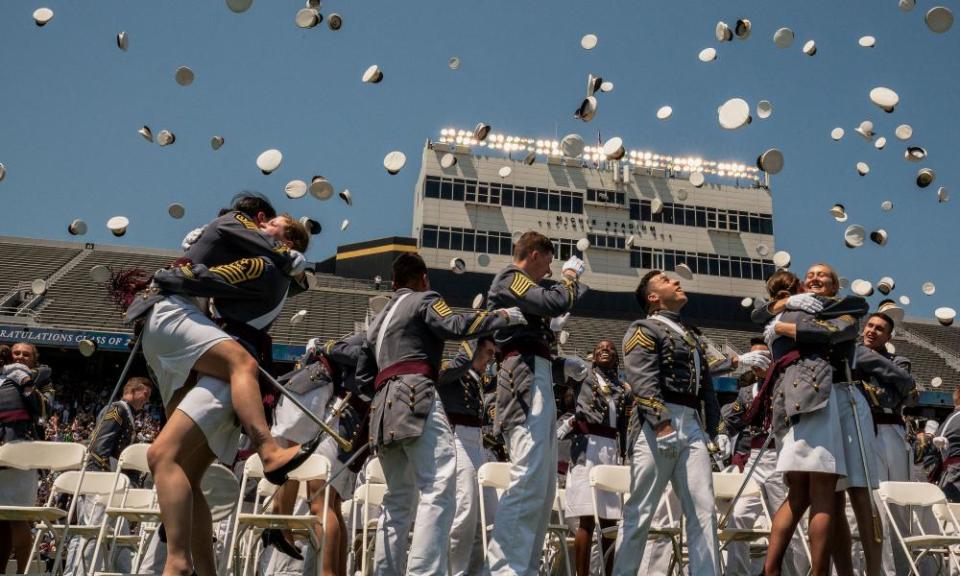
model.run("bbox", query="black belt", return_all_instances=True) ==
[872,412,904,427]
[448,413,483,428]
[663,391,699,410]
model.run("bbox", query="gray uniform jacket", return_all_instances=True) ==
[767,296,867,434]
[934,410,960,501]
[0,365,53,444]
[360,289,512,447]
[86,400,136,472]
[125,211,304,327]
[853,345,916,419]
[621,310,721,453]
[438,342,487,424]
[569,365,629,464]
[486,265,587,433]
[720,384,763,441]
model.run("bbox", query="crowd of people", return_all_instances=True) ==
[2,193,960,576]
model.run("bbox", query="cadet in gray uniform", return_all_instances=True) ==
[359,253,525,576]
[561,339,628,576]
[855,312,917,576]
[437,337,497,576]
[485,231,588,576]
[612,270,722,576]
[930,388,960,503]
[64,377,153,576]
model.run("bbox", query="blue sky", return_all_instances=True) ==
[0,1,958,320]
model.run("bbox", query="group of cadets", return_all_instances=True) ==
[5,196,960,576]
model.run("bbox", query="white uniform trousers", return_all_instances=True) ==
[612,403,720,576]
[373,396,458,576]
[725,446,810,576]
[63,494,132,576]
[449,424,486,576]
[488,355,558,576]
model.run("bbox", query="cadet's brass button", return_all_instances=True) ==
[795,402,801,410]
[387,401,393,408]
[813,383,820,391]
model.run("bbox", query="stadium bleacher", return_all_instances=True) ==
[1,236,959,394]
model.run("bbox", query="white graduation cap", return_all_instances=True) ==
[383,151,406,174]
[362,65,383,84]
[877,277,895,294]
[256,149,283,175]
[576,238,590,252]
[718,98,751,130]
[31,279,46,295]
[926,6,954,33]
[856,161,870,176]
[157,130,175,147]
[698,47,717,62]
[299,216,321,235]
[290,310,308,326]
[875,137,887,150]
[895,124,913,140]
[602,137,625,160]
[870,229,888,246]
[168,203,186,219]
[107,216,129,237]
[117,31,129,51]
[734,19,751,40]
[899,295,911,306]
[899,0,916,11]
[295,8,320,28]
[68,219,88,235]
[773,250,791,269]
[575,96,598,122]
[327,13,342,30]
[78,339,97,357]
[560,134,585,157]
[851,279,874,297]
[448,57,461,70]
[715,21,733,42]
[138,126,153,143]
[211,135,225,150]
[440,153,458,169]
[285,180,307,199]
[309,176,334,200]
[756,100,772,119]
[773,27,794,48]
[802,40,817,56]
[340,219,349,231]
[450,257,466,274]
[831,127,845,141]
[473,123,491,142]
[855,121,875,140]
[656,106,673,120]
[935,307,957,326]
[881,200,893,211]
[689,171,705,188]
[599,81,614,93]
[878,299,905,324]
[757,149,784,175]
[471,293,484,309]
[870,87,899,113]
[674,262,694,280]
[844,224,866,248]
[498,166,512,178]
[916,168,935,188]
[922,282,936,295]
[938,187,950,203]
[226,0,254,13]
[0,163,5,182]
[580,33,598,50]
[830,204,847,222]
[90,265,111,283]
[741,297,754,308]
[338,189,352,206]
[33,8,54,26]
[905,146,927,162]
[858,35,876,48]
[651,197,664,214]
[175,66,195,86]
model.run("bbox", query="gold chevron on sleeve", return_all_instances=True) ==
[509,273,534,298]
[624,326,656,354]
[234,213,259,230]
[431,299,453,318]
[466,311,487,335]
[179,264,196,279]
[210,258,265,285]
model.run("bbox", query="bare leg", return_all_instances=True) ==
[847,487,882,575]
[765,472,812,576]
[573,516,593,576]
[308,479,344,576]
[270,478,301,551]
[831,491,854,576]
[147,410,210,576]
[181,442,216,576]
[193,340,302,474]
[807,473,840,576]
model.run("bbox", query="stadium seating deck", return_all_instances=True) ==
[1,237,958,393]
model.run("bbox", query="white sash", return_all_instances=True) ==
[376,292,411,366]
[649,314,702,395]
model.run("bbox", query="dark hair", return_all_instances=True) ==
[749,336,767,348]
[0,344,11,366]
[220,192,277,220]
[513,231,555,261]
[392,253,427,288]
[737,370,759,388]
[477,336,496,348]
[766,269,802,300]
[123,376,153,396]
[868,312,895,333]
[635,270,662,313]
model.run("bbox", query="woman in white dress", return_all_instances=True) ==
[562,340,630,576]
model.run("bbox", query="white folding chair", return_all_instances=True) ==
[348,457,385,576]
[477,460,512,562]
[227,453,330,576]
[546,488,573,576]
[0,441,87,572]
[878,481,960,574]
[588,464,683,576]
[39,471,130,576]
[89,443,155,574]
[203,463,241,575]
[712,471,772,571]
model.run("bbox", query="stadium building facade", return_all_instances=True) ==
[411,130,775,326]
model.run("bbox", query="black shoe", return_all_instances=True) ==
[261,528,303,561]
[158,523,167,543]
[263,430,324,486]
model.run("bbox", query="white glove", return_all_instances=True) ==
[305,337,320,356]
[933,436,949,452]
[1,363,33,386]
[785,293,824,315]
[763,313,782,348]
[550,312,570,332]
[738,350,772,371]
[657,430,679,458]
[925,420,940,436]
[496,307,527,326]
[716,434,732,459]
[288,250,308,276]
[180,226,205,251]
[563,357,589,381]
[562,256,585,278]
[557,414,575,440]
